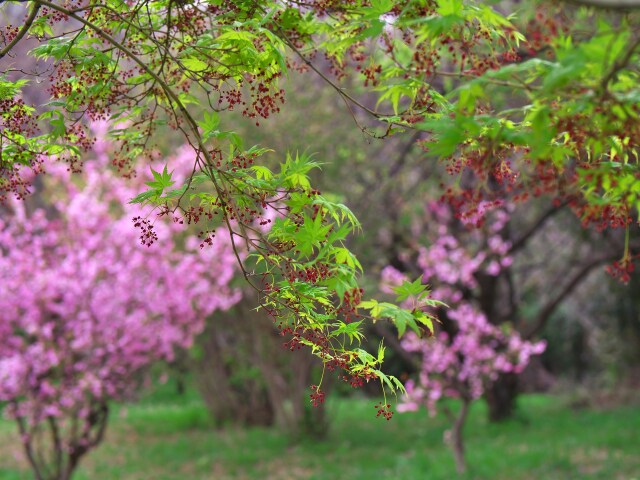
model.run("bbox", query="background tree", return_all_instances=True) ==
[384,194,634,420]
[191,291,330,436]
[0,133,240,480]
[397,305,545,473]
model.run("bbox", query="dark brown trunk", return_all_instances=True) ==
[191,304,275,426]
[191,294,329,436]
[485,372,518,422]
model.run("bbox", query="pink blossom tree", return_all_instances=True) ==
[386,202,545,473]
[397,305,545,473]
[380,192,624,422]
[0,135,241,480]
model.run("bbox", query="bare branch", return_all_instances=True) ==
[523,254,615,339]
[508,203,566,256]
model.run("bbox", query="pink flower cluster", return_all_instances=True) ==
[398,305,545,415]
[416,203,513,292]
[0,142,241,429]
[392,204,545,415]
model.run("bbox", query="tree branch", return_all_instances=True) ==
[15,413,43,480]
[0,3,41,59]
[29,0,270,295]
[47,416,62,479]
[523,254,615,339]
[508,204,566,256]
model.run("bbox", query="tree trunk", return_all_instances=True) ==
[451,398,471,474]
[16,415,44,480]
[485,372,518,422]
[191,303,275,427]
[191,293,329,436]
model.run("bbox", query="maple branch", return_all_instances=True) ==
[0,2,41,59]
[600,33,640,92]
[29,0,272,293]
[371,322,420,370]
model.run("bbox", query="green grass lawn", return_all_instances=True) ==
[1,385,639,480]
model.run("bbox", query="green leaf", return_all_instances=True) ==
[413,310,435,336]
[129,189,159,205]
[145,165,175,191]
[252,165,273,180]
[334,247,362,271]
[333,321,364,343]
[392,277,428,302]
[377,342,385,364]
[182,57,208,72]
[392,308,414,337]
[542,51,586,92]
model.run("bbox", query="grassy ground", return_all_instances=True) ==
[1,384,639,480]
